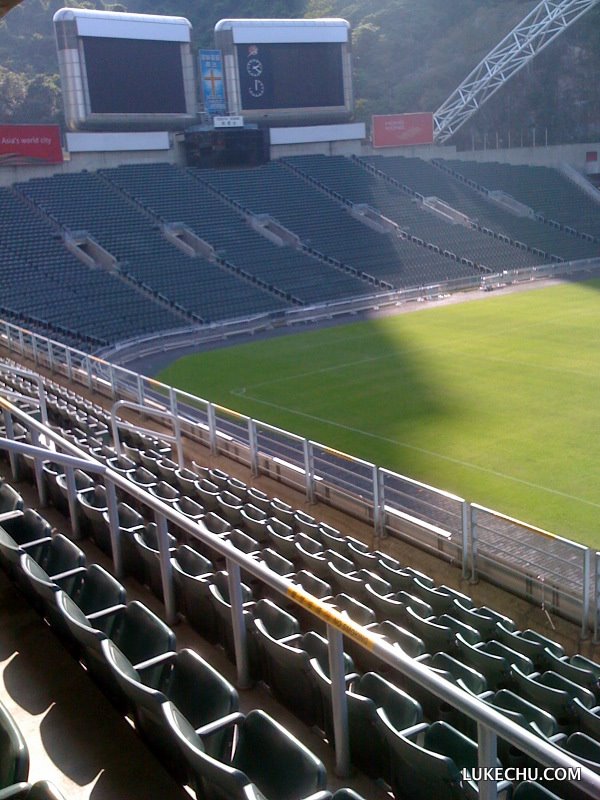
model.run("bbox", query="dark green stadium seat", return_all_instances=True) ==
[513,781,563,800]
[216,491,244,526]
[480,640,535,675]
[101,501,145,580]
[449,600,498,640]
[251,598,300,683]
[195,480,220,512]
[54,595,176,708]
[570,698,600,740]
[0,510,52,575]
[379,718,509,800]
[76,484,107,543]
[510,665,573,726]
[0,782,66,800]
[239,505,269,541]
[490,689,559,739]
[170,544,213,620]
[0,700,29,790]
[266,519,296,559]
[404,607,455,652]
[102,641,240,781]
[162,703,330,800]
[132,524,177,600]
[346,672,422,782]
[0,482,24,515]
[18,534,85,601]
[538,670,595,709]
[538,649,598,696]
[208,571,256,667]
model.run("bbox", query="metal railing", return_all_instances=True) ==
[0,316,596,638]
[1,394,600,799]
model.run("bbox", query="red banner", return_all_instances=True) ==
[372,112,434,148]
[0,125,63,166]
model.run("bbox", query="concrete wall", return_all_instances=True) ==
[357,140,600,172]
[2,135,599,189]
[0,143,181,189]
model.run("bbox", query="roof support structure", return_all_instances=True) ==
[433,0,600,143]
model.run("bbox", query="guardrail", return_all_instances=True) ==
[89,257,600,367]
[0,312,596,638]
[1,395,600,799]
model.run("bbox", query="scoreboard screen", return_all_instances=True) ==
[215,18,353,125]
[236,42,344,110]
[83,37,187,114]
[54,8,197,131]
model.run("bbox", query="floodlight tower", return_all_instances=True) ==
[433,0,600,143]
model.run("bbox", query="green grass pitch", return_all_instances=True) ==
[158,280,600,548]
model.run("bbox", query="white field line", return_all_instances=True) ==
[230,388,600,510]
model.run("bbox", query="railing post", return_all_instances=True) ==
[18,328,25,356]
[304,439,315,504]
[594,553,600,644]
[373,466,385,546]
[85,355,93,389]
[29,428,47,507]
[105,479,123,580]
[207,402,218,455]
[109,364,117,399]
[582,548,591,641]
[47,341,54,373]
[226,558,252,689]
[169,389,184,468]
[470,505,479,584]
[64,464,81,540]
[248,418,259,477]
[135,374,144,408]
[31,336,39,366]
[65,348,73,382]
[476,723,499,800]
[3,410,19,481]
[154,511,177,626]
[462,500,472,580]
[110,410,122,457]
[327,625,351,778]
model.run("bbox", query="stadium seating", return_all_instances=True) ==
[443,159,600,241]
[0,700,29,791]
[286,154,542,273]
[162,703,330,800]
[365,155,599,262]
[102,163,376,304]
[0,187,185,347]
[200,160,477,288]
[15,172,287,325]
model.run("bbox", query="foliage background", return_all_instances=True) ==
[1,0,599,147]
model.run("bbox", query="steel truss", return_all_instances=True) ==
[434,0,600,143]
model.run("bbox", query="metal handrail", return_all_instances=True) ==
[1,396,599,799]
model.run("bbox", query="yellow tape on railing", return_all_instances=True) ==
[286,585,376,651]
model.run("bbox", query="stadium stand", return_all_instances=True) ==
[363,155,600,262]
[15,173,288,325]
[441,159,600,241]
[0,188,186,348]
[100,163,379,304]
[283,154,543,273]
[197,161,482,287]
[2,358,600,800]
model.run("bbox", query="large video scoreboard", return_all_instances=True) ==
[54,8,197,131]
[214,19,353,125]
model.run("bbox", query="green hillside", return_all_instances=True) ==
[1,0,599,146]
